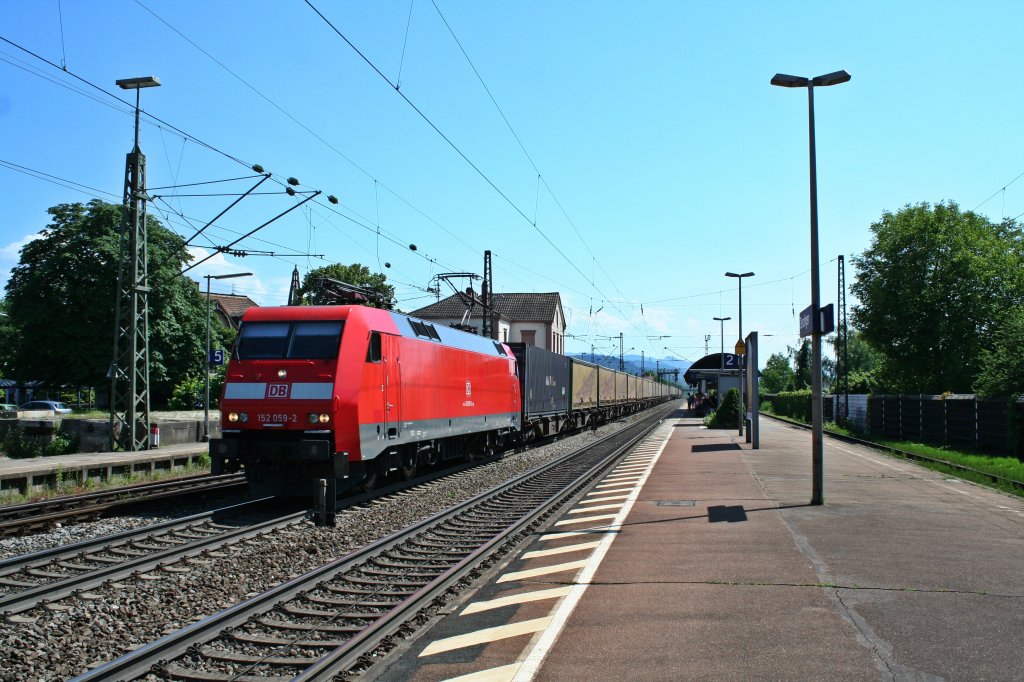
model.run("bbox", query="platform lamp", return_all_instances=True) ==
[771,69,851,505]
[712,316,731,377]
[725,272,754,437]
[204,272,251,441]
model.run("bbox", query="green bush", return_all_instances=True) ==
[168,367,226,410]
[705,388,740,429]
[1,427,43,458]
[168,376,203,411]
[44,433,77,457]
[772,389,812,422]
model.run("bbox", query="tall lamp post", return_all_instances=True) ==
[725,272,754,436]
[772,69,850,505]
[204,272,251,441]
[712,316,731,379]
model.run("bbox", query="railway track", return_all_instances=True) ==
[0,453,526,617]
[0,497,287,616]
[0,472,249,537]
[74,403,674,681]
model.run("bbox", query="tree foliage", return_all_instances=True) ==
[788,339,812,389]
[297,263,394,308]
[974,307,1024,398]
[759,352,795,393]
[3,200,233,404]
[851,202,1024,394]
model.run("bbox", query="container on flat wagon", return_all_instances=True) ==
[614,370,627,402]
[508,343,571,418]
[571,358,600,409]
[598,366,617,405]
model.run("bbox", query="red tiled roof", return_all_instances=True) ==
[210,293,258,321]
[409,292,562,323]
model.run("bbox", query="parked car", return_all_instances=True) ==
[17,400,72,415]
[0,403,17,412]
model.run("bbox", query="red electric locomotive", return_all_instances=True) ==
[210,306,521,497]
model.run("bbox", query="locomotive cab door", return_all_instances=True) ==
[382,333,401,439]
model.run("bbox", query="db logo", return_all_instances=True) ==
[267,383,290,399]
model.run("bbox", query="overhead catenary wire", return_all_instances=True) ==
[0,33,458,292]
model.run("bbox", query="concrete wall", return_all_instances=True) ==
[0,417,221,454]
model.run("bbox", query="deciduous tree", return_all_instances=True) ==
[851,202,1024,393]
[759,352,795,393]
[3,200,233,404]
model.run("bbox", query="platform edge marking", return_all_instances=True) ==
[509,420,675,681]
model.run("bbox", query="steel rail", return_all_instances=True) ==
[73,404,677,681]
[0,452,531,616]
[0,473,248,537]
[0,498,283,615]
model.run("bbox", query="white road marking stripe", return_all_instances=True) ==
[579,494,629,504]
[539,528,619,542]
[420,617,552,657]
[594,483,636,491]
[498,559,589,583]
[461,588,574,616]
[553,513,618,527]
[567,504,622,514]
[521,542,602,560]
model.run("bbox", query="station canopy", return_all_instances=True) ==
[683,353,741,386]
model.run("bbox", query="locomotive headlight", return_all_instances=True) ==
[228,412,239,423]
[318,413,330,424]
[307,413,318,424]
[239,412,249,423]
[277,369,287,379]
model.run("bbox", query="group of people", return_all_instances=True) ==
[686,391,718,417]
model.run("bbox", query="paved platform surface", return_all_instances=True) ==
[0,442,210,493]
[373,411,1024,681]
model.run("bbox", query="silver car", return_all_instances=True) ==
[18,400,72,415]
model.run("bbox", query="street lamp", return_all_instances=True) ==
[725,272,754,437]
[116,76,161,152]
[204,272,251,441]
[712,316,731,377]
[772,69,850,505]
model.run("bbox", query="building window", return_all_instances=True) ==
[521,330,536,346]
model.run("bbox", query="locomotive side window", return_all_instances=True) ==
[289,321,344,359]
[237,322,291,359]
[367,332,382,362]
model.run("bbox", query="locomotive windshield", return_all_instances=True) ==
[237,320,344,360]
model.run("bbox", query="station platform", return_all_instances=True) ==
[375,411,1024,681]
[0,442,210,496]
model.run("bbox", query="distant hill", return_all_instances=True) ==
[566,352,691,384]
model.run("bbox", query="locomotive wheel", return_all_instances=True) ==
[361,460,380,492]
[399,452,418,480]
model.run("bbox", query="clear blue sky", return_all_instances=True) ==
[2,1,1022,369]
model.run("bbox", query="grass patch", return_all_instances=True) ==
[0,461,213,507]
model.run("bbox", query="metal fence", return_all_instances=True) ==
[769,392,1023,459]
[863,395,1022,458]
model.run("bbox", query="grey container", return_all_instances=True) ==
[508,343,571,419]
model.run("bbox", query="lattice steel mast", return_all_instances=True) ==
[109,77,160,451]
